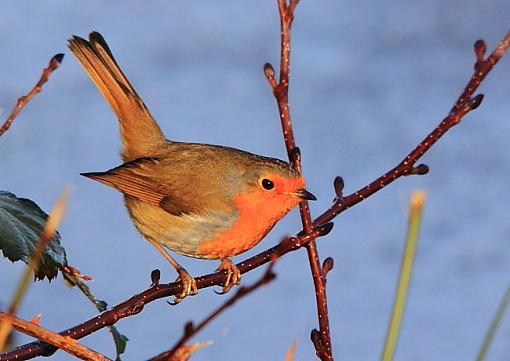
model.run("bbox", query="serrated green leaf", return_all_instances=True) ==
[0,191,67,280]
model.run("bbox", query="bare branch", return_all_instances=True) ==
[269,1,334,359]
[147,264,276,361]
[313,30,510,228]
[0,54,63,138]
[0,312,110,361]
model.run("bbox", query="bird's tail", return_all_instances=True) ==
[68,32,166,161]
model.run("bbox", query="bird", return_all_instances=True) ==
[68,32,316,303]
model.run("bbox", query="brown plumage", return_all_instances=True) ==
[69,32,316,302]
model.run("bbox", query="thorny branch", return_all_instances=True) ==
[264,0,333,359]
[0,54,63,137]
[1,16,509,361]
[147,264,276,361]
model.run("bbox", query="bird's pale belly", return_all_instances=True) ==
[125,196,235,259]
[125,190,295,260]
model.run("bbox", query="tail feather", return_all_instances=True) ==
[68,32,166,161]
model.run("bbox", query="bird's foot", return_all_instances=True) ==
[215,258,241,295]
[169,268,198,305]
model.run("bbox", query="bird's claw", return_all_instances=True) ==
[169,268,198,305]
[215,258,241,295]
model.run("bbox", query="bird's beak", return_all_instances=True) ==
[293,188,317,201]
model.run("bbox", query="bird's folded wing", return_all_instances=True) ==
[81,157,192,216]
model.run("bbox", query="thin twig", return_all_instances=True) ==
[313,30,510,228]
[0,54,64,137]
[265,1,334,359]
[0,312,110,361]
[147,264,277,361]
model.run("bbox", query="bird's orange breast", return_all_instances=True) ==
[197,185,300,259]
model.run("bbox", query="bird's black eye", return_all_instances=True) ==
[261,178,274,190]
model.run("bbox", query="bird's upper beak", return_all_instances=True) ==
[292,188,317,201]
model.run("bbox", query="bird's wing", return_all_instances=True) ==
[81,157,195,216]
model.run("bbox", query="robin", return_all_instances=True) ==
[68,32,316,303]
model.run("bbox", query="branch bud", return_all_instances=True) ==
[184,321,195,335]
[474,39,486,64]
[411,164,429,175]
[314,222,334,237]
[264,63,275,79]
[334,176,344,198]
[150,269,161,286]
[322,257,334,276]
[310,328,322,349]
[470,94,484,110]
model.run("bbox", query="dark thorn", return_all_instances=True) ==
[322,257,334,276]
[471,94,484,110]
[150,269,161,286]
[310,328,322,349]
[214,288,228,295]
[412,164,429,175]
[334,176,344,198]
[264,62,275,79]
[184,321,194,335]
[289,146,301,165]
[315,222,334,237]
[474,39,486,64]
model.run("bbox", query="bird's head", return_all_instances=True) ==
[230,155,316,223]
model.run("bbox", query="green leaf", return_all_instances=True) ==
[110,325,129,361]
[63,270,129,359]
[0,191,67,280]
[63,270,108,312]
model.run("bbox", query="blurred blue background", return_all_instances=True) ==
[1,1,509,360]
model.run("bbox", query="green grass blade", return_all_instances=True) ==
[475,283,510,361]
[381,190,425,361]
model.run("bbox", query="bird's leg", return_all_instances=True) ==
[147,238,198,304]
[215,258,241,294]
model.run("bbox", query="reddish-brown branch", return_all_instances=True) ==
[147,264,276,361]
[0,312,110,361]
[313,30,510,228]
[0,54,63,138]
[266,1,334,359]
[0,226,332,360]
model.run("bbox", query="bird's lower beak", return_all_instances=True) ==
[293,188,317,201]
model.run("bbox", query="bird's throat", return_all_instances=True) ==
[196,190,298,259]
